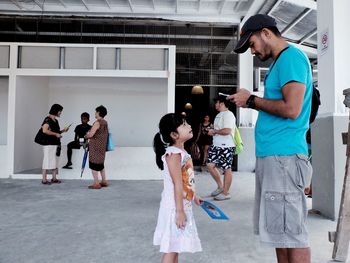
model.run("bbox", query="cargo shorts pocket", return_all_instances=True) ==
[265,191,284,234]
[285,192,303,235]
[296,154,313,189]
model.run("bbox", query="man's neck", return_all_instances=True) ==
[271,39,288,60]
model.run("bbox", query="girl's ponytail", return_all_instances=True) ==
[153,132,166,170]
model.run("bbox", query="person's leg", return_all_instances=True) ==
[288,248,311,263]
[100,168,108,187]
[42,146,50,184]
[52,168,57,180]
[174,253,179,263]
[92,170,99,185]
[276,248,289,263]
[161,253,177,263]
[66,141,74,165]
[42,169,48,182]
[203,145,209,165]
[222,168,232,195]
[52,148,61,183]
[64,141,80,167]
[207,163,223,189]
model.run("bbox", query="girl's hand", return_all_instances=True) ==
[194,195,203,206]
[55,133,62,138]
[176,210,187,229]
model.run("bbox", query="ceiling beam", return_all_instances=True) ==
[283,0,316,10]
[267,0,282,16]
[219,0,227,14]
[0,30,234,40]
[80,0,89,10]
[57,0,66,8]
[32,0,43,10]
[127,0,134,12]
[103,0,111,9]
[58,0,67,8]
[10,0,22,9]
[298,28,317,44]
[281,8,312,35]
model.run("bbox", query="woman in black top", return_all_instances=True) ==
[195,114,213,165]
[41,104,69,185]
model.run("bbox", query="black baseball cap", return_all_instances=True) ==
[234,14,277,54]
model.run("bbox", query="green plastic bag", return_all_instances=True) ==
[234,127,243,155]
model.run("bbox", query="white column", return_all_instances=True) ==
[312,0,350,219]
[237,50,255,172]
[7,44,18,178]
[167,46,176,113]
[238,51,254,126]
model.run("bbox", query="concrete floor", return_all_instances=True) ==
[0,170,346,263]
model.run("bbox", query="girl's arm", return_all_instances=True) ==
[85,121,100,139]
[166,153,187,229]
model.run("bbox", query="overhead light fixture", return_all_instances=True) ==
[184,103,193,110]
[191,85,204,95]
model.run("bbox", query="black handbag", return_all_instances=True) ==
[34,128,49,145]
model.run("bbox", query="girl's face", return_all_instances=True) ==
[204,115,210,122]
[176,120,193,142]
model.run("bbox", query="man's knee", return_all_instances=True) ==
[207,162,215,169]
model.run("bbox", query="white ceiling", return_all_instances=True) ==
[0,0,255,23]
[0,0,318,55]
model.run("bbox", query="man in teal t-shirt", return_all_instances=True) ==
[228,14,313,263]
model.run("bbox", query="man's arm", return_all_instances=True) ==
[228,82,306,119]
[208,128,231,136]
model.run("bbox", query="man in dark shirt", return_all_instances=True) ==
[62,112,91,169]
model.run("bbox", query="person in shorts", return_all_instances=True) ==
[228,14,313,263]
[207,95,236,201]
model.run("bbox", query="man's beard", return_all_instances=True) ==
[256,52,270,62]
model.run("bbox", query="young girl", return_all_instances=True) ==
[153,113,202,263]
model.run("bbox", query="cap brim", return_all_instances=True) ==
[234,31,252,54]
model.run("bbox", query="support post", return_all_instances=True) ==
[329,88,350,261]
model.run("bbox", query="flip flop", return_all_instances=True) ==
[51,179,62,184]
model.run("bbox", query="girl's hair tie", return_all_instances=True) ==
[159,132,170,147]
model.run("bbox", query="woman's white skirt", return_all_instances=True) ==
[42,145,59,170]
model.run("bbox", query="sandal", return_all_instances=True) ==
[88,184,101,189]
[51,179,62,184]
[100,181,108,187]
[41,180,51,185]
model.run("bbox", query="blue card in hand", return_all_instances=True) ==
[200,200,229,220]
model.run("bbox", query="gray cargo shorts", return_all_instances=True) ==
[254,154,312,248]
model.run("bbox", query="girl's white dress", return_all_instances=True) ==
[153,146,202,253]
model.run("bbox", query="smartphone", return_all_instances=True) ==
[218,92,230,97]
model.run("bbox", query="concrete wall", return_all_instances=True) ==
[48,76,167,147]
[0,77,8,145]
[14,76,49,173]
[312,115,347,220]
[12,76,167,180]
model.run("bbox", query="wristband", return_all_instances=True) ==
[246,95,257,109]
